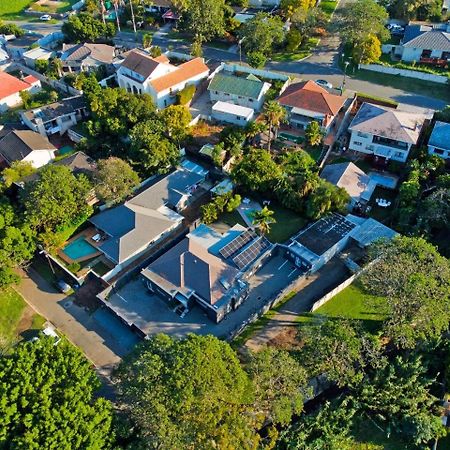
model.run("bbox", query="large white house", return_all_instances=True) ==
[116,50,209,109]
[348,103,429,163]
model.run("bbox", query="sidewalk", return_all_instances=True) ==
[15,268,129,378]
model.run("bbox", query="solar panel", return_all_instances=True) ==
[232,237,270,270]
[219,229,257,259]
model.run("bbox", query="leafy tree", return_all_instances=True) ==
[248,347,308,426]
[361,236,450,348]
[247,51,267,69]
[354,355,445,445]
[115,334,258,450]
[95,157,140,205]
[251,206,276,235]
[22,165,93,233]
[19,90,31,109]
[160,105,192,145]
[190,38,203,57]
[298,318,371,386]
[142,32,152,48]
[245,120,267,142]
[62,13,115,43]
[211,142,226,167]
[0,20,25,37]
[278,398,357,449]
[263,101,287,151]
[240,13,285,56]
[182,0,226,42]
[1,161,35,188]
[231,148,283,193]
[220,126,246,157]
[130,121,179,175]
[339,0,389,46]
[201,202,220,224]
[304,179,349,219]
[305,120,323,146]
[176,84,196,105]
[0,338,113,449]
[291,6,327,38]
[352,33,381,64]
[149,45,162,57]
[285,28,302,52]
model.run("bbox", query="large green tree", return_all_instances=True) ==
[22,165,93,233]
[115,334,259,450]
[130,120,179,175]
[263,101,287,151]
[62,13,115,43]
[160,105,192,145]
[239,13,285,56]
[361,236,450,348]
[95,157,140,205]
[0,339,113,449]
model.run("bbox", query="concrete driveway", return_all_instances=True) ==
[16,268,138,378]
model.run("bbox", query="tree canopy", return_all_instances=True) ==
[0,338,113,449]
[62,13,115,43]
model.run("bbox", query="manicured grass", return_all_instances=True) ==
[268,203,307,243]
[313,280,388,332]
[0,288,26,343]
[304,145,323,162]
[319,0,338,18]
[272,38,320,62]
[30,0,78,14]
[0,0,33,17]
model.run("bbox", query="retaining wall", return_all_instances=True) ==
[359,63,449,84]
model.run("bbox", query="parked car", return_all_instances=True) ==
[315,79,333,89]
[40,14,52,21]
[31,326,61,345]
[56,279,71,294]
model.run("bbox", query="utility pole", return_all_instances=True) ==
[100,0,106,25]
[341,61,349,95]
[129,0,137,36]
[113,0,121,32]
[238,37,245,65]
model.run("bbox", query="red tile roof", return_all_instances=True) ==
[278,80,346,116]
[0,72,35,100]
[23,74,39,84]
[150,58,209,93]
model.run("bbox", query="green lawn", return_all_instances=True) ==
[268,203,307,243]
[304,145,323,162]
[0,288,27,343]
[313,281,388,332]
[0,0,33,17]
[30,0,78,14]
[272,38,320,62]
[319,0,338,18]
[367,186,398,224]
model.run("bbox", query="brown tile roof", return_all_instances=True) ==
[62,43,115,64]
[278,80,346,116]
[0,72,34,100]
[120,49,167,79]
[150,58,209,93]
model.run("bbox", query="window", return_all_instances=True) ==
[353,141,362,146]
[394,151,404,158]
[357,131,368,138]
[433,148,445,155]
[249,98,254,102]
[236,116,241,120]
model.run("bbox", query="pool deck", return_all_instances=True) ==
[57,228,103,265]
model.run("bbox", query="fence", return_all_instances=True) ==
[310,272,358,312]
[359,63,449,85]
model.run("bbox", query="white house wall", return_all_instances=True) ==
[0,92,22,112]
[23,150,55,168]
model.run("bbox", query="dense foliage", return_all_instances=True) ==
[62,13,115,43]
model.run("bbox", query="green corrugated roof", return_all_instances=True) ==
[208,73,265,99]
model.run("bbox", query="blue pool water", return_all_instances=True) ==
[63,237,97,260]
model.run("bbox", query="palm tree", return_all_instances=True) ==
[244,120,267,144]
[263,101,287,152]
[305,120,324,147]
[251,206,276,236]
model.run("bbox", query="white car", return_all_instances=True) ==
[32,326,61,345]
[40,14,52,21]
[315,79,333,90]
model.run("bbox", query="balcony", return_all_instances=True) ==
[372,135,408,151]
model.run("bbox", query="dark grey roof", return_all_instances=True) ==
[19,151,96,184]
[403,29,450,50]
[22,96,86,125]
[402,24,432,44]
[61,43,115,64]
[89,167,205,265]
[429,121,450,151]
[0,130,55,165]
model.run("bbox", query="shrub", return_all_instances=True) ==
[247,51,266,69]
[150,45,162,57]
[176,84,196,105]
[67,262,81,274]
[285,29,302,52]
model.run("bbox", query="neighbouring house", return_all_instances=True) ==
[61,43,116,73]
[2,34,42,59]
[320,162,376,208]
[277,80,346,131]
[397,22,450,63]
[211,100,254,126]
[23,46,55,69]
[0,47,10,63]
[428,121,450,159]
[249,0,280,6]
[117,50,209,109]
[20,96,88,137]
[89,164,208,274]
[0,129,56,168]
[144,0,172,13]
[140,223,273,324]
[348,102,429,163]
[0,71,41,112]
[285,213,396,273]
[208,72,271,112]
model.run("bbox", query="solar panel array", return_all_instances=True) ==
[232,237,270,270]
[219,229,257,259]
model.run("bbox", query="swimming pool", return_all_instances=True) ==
[368,172,398,189]
[62,237,98,261]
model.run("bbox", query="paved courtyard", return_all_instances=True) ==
[106,254,300,339]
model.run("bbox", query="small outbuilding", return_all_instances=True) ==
[211,101,254,126]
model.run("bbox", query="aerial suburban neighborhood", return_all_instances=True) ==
[0,0,450,448]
